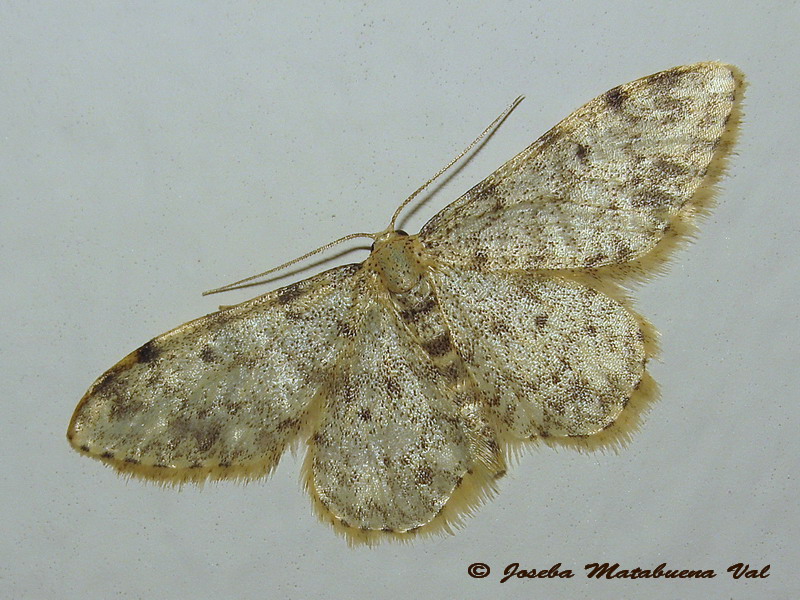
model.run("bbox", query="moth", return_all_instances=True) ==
[68,62,744,544]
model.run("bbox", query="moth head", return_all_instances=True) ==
[367,230,425,294]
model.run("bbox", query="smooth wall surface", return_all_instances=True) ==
[2,2,797,598]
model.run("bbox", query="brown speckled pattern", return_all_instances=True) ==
[68,62,744,545]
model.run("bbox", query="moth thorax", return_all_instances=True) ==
[369,231,426,294]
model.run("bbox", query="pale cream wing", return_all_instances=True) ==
[306,277,496,537]
[68,264,363,482]
[431,265,648,440]
[420,62,743,271]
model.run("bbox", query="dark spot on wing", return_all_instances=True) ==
[196,424,222,452]
[416,466,433,485]
[585,253,608,267]
[109,395,144,421]
[358,408,372,422]
[277,417,300,432]
[441,362,462,383]
[340,377,357,403]
[223,399,243,415]
[385,377,402,397]
[284,308,303,321]
[616,242,634,261]
[645,68,683,90]
[569,380,591,404]
[537,126,561,149]
[136,340,160,363]
[93,370,117,394]
[277,283,303,305]
[632,189,676,209]
[199,345,217,363]
[575,142,590,162]
[472,250,489,268]
[488,317,509,335]
[337,320,356,338]
[535,314,549,329]
[170,416,223,452]
[472,180,499,205]
[653,157,691,177]
[605,86,628,110]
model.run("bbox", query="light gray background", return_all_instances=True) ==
[2,2,797,599]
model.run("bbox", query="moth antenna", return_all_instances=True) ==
[203,231,376,296]
[389,95,524,229]
[205,96,524,297]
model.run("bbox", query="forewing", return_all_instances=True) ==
[431,265,648,439]
[306,277,493,536]
[68,264,362,482]
[420,62,743,271]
